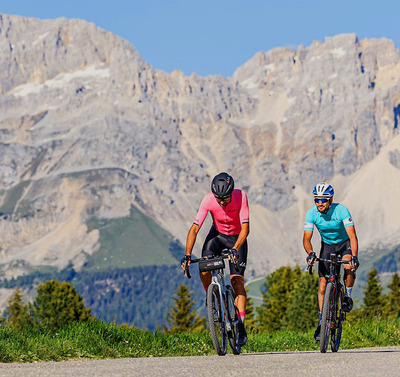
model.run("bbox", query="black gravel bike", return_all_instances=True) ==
[308,253,354,353]
[183,249,241,356]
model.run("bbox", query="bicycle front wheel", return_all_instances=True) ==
[207,283,227,356]
[320,282,335,353]
[331,284,345,352]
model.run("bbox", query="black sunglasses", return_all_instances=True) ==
[314,198,329,204]
[214,194,231,201]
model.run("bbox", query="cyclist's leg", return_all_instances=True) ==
[340,239,355,286]
[231,273,247,345]
[225,238,247,312]
[317,277,327,311]
[200,226,224,290]
[227,238,248,345]
[339,239,354,311]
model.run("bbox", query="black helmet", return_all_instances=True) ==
[211,172,234,198]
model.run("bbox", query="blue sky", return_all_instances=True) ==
[2,0,399,77]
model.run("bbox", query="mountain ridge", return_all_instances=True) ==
[0,13,399,285]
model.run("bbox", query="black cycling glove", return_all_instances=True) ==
[306,251,317,264]
[180,254,191,266]
[352,256,359,269]
[230,248,239,260]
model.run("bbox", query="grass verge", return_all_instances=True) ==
[1,318,400,362]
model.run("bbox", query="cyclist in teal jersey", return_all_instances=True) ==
[303,182,359,341]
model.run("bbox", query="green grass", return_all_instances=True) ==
[1,318,400,362]
[83,206,179,271]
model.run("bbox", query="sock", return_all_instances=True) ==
[345,287,352,298]
[239,312,246,325]
[318,311,322,325]
[203,285,208,292]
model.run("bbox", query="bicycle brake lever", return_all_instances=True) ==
[228,249,239,272]
[183,261,192,279]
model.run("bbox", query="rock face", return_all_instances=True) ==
[0,13,400,279]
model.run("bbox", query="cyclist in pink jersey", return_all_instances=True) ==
[181,172,250,345]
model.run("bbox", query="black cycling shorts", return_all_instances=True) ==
[318,239,352,278]
[201,226,248,276]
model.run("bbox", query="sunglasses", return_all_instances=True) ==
[314,198,330,204]
[215,195,231,201]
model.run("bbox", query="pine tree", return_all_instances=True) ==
[164,284,206,333]
[285,271,319,331]
[4,289,31,329]
[33,280,92,329]
[362,268,385,318]
[384,272,400,318]
[256,266,302,332]
[244,287,257,331]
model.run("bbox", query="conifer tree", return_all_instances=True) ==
[384,272,400,318]
[285,271,319,331]
[256,266,302,332]
[33,280,92,329]
[362,268,385,318]
[164,284,206,333]
[4,289,31,329]
[244,287,257,331]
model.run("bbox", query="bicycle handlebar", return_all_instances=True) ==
[182,249,239,279]
[307,256,354,275]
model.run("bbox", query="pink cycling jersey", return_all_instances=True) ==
[193,189,249,235]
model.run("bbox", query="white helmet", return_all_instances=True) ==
[313,182,334,198]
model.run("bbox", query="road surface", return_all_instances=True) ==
[1,347,399,377]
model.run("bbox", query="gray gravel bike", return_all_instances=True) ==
[183,249,241,356]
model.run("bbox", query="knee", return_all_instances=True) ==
[344,270,355,279]
[231,276,246,296]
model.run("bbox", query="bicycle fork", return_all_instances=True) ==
[211,273,231,332]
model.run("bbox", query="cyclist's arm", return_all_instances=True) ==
[345,225,358,258]
[303,230,314,255]
[232,222,249,251]
[185,223,200,257]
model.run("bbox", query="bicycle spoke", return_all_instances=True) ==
[320,282,335,353]
[207,284,227,356]
[226,286,240,355]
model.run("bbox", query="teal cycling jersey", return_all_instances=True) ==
[304,203,354,245]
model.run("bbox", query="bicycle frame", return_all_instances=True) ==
[183,250,240,355]
[310,253,351,353]
[210,267,233,331]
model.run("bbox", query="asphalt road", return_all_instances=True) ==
[1,347,400,377]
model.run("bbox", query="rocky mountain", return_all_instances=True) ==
[1,13,400,288]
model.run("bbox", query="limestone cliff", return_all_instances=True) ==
[0,14,399,280]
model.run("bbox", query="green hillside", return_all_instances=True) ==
[83,205,180,271]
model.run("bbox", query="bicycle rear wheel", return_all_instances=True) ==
[207,283,227,356]
[331,284,345,352]
[226,285,240,355]
[320,282,335,353]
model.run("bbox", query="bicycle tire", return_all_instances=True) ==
[331,285,344,352]
[226,286,240,355]
[207,283,227,356]
[320,282,335,353]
